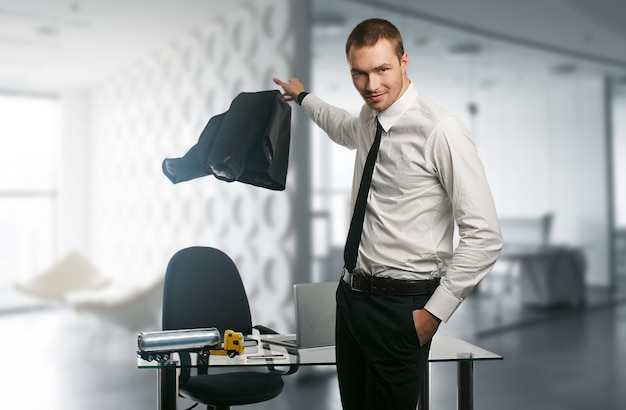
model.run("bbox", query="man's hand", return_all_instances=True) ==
[273,77,305,102]
[412,309,441,346]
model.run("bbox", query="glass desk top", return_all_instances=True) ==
[137,332,501,368]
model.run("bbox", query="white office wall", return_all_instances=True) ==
[86,0,304,331]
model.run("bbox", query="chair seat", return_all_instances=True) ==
[180,371,284,406]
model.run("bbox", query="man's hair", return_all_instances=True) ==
[345,18,405,60]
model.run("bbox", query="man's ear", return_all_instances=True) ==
[401,52,408,73]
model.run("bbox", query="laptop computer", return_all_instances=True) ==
[261,281,337,349]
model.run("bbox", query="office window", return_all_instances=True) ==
[0,92,60,292]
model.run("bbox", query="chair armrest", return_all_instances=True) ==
[267,363,300,375]
[253,324,280,334]
[252,326,299,375]
[266,345,300,375]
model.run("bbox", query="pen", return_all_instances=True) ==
[247,354,285,359]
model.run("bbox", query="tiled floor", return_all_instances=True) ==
[1,277,625,410]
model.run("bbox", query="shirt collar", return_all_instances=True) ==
[377,81,417,132]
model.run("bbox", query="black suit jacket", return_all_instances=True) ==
[162,90,291,191]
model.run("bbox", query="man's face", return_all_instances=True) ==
[347,39,408,112]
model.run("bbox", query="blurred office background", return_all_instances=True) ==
[0,0,625,408]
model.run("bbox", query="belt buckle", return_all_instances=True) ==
[348,272,365,293]
[349,273,357,290]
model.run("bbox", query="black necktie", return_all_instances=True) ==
[344,119,383,273]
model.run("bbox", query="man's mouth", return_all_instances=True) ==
[367,92,385,102]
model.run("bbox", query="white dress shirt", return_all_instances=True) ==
[301,83,503,322]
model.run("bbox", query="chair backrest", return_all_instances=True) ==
[162,247,253,336]
[498,212,554,247]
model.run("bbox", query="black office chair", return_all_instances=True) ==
[162,246,285,410]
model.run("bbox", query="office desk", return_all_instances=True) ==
[499,245,585,307]
[138,332,501,410]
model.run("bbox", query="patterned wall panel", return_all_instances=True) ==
[90,0,299,332]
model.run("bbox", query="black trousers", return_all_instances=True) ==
[335,280,432,410]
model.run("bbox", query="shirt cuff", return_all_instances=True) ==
[424,285,461,323]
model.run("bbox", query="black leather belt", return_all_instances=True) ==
[343,271,440,296]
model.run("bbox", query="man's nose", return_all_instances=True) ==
[366,74,379,91]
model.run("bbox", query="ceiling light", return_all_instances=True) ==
[414,37,431,47]
[313,13,346,29]
[550,63,578,75]
[36,25,59,37]
[448,42,482,55]
[313,13,346,36]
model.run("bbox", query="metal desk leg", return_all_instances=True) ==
[418,363,431,410]
[457,360,474,410]
[158,360,178,410]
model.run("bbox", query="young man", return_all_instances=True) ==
[274,18,502,409]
